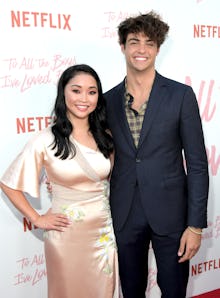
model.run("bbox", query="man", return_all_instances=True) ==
[104,11,209,298]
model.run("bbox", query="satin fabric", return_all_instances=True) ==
[1,127,119,298]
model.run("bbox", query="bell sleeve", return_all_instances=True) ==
[1,133,45,198]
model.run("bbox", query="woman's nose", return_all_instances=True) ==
[80,93,87,102]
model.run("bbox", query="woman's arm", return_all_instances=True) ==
[1,182,71,231]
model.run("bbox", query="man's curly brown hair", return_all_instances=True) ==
[118,11,169,47]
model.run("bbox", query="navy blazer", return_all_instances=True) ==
[105,72,209,234]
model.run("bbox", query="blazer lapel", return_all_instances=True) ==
[138,72,167,149]
[114,83,137,150]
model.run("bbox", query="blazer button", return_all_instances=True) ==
[136,158,141,163]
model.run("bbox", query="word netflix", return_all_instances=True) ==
[194,24,220,38]
[16,116,53,133]
[191,259,220,275]
[11,11,71,30]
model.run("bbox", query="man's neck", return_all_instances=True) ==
[126,68,156,94]
[126,68,155,95]
[126,68,156,110]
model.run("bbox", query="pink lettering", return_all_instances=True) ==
[206,145,220,176]
[185,77,216,122]
[32,268,47,285]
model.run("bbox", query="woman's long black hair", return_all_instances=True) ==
[51,64,113,159]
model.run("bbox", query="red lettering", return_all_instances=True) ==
[63,14,71,30]
[193,24,220,38]
[191,259,220,276]
[198,263,202,274]
[23,217,38,232]
[203,261,208,271]
[27,117,35,132]
[45,116,52,127]
[31,12,39,26]
[40,13,47,27]
[191,264,197,276]
[11,11,20,27]
[23,217,32,232]
[23,11,30,27]
[11,11,71,30]
[16,116,53,133]
[16,118,25,133]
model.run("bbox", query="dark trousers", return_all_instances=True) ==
[114,188,189,298]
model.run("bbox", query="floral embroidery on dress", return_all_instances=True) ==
[102,181,111,211]
[95,226,116,274]
[103,180,110,198]
[61,204,85,222]
[94,180,117,274]
[101,181,114,227]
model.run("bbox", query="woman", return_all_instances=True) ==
[1,64,119,298]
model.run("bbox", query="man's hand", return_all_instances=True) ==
[178,227,202,263]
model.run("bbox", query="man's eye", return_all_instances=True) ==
[147,42,155,47]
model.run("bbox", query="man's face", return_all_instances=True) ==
[121,32,159,73]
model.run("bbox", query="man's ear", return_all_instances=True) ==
[120,44,125,54]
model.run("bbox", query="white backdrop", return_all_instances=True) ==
[0,0,219,297]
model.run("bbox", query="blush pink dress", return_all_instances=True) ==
[1,127,119,298]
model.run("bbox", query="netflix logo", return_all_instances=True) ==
[11,11,71,30]
[191,258,220,276]
[16,116,53,134]
[193,24,220,38]
[23,217,38,232]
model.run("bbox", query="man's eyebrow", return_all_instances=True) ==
[127,37,139,42]
[127,37,153,42]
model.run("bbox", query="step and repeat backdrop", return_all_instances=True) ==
[0,0,219,297]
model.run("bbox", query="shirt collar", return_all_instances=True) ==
[124,77,133,105]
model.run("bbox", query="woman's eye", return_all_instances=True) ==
[72,89,80,93]
[90,91,97,95]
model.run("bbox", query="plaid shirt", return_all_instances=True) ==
[124,80,148,147]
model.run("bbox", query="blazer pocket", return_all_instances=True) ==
[163,175,186,190]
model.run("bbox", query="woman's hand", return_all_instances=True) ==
[33,208,72,231]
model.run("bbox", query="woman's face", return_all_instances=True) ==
[64,72,98,123]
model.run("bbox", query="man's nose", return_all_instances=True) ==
[137,43,147,52]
